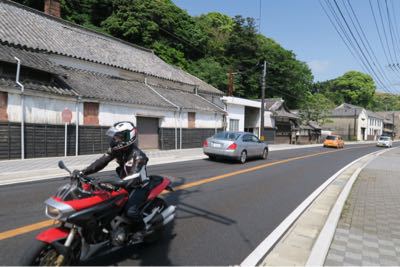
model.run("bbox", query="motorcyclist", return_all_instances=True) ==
[73,121,149,239]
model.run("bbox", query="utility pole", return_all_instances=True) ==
[226,70,238,96]
[393,112,395,138]
[353,108,357,140]
[260,60,266,141]
[227,70,233,96]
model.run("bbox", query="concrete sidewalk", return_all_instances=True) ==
[259,146,400,266]
[0,141,377,186]
[324,148,400,265]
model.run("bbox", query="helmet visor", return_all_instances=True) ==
[106,127,118,138]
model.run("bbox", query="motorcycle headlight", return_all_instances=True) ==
[46,205,61,219]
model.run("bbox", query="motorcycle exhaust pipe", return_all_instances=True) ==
[149,206,175,225]
[162,214,174,226]
[152,214,175,230]
[161,205,175,219]
[148,206,176,228]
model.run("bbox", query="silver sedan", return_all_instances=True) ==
[203,131,269,163]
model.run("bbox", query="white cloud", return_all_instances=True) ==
[307,60,331,75]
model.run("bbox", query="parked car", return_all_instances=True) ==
[376,136,392,148]
[323,135,344,149]
[203,131,268,163]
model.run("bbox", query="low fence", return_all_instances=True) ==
[0,122,224,160]
[159,128,223,150]
[0,122,110,160]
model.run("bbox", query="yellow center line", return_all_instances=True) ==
[0,145,371,241]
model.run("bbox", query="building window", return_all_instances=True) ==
[188,112,195,129]
[83,102,99,125]
[229,119,239,131]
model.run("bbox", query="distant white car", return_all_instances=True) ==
[376,136,392,148]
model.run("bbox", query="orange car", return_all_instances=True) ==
[323,135,345,148]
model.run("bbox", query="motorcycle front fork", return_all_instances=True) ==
[55,226,77,266]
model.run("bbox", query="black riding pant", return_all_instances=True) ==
[124,185,149,230]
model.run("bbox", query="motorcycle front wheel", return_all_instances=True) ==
[20,239,80,266]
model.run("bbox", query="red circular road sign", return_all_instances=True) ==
[62,108,72,124]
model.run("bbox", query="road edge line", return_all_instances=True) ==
[305,147,396,266]
[240,149,383,266]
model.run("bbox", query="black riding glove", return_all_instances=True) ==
[72,169,83,179]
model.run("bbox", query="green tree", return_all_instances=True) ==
[299,92,335,125]
[187,58,227,92]
[257,35,314,108]
[369,92,400,111]
[195,12,234,57]
[331,71,376,107]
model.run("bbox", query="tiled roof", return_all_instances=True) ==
[275,109,299,119]
[308,121,321,130]
[0,43,225,112]
[0,44,61,74]
[152,86,225,113]
[330,108,363,117]
[198,93,225,109]
[366,110,384,120]
[336,103,364,110]
[264,98,284,111]
[58,68,175,109]
[0,76,77,96]
[0,0,223,95]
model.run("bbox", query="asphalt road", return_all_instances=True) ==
[0,143,396,265]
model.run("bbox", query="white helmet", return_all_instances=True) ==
[106,121,137,151]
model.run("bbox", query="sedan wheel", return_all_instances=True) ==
[239,151,247,164]
[208,155,216,161]
[261,148,268,160]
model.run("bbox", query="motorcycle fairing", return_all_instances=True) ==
[36,227,69,243]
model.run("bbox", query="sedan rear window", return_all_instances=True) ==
[213,132,240,141]
[379,136,390,141]
[326,135,337,140]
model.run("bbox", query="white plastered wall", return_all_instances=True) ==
[226,103,245,131]
[7,93,83,124]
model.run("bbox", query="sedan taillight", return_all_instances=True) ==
[203,140,208,147]
[227,143,237,150]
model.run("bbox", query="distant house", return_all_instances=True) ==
[221,96,275,142]
[220,97,301,144]
[0,0,225,159]
[376,111,398,138]
[266,99,300,144]
[323,103,383,141]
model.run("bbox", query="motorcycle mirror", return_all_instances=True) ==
[58,160,71,174]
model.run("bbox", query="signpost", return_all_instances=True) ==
[62,108,72,157]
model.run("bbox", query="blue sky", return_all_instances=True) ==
[172,0,400,93]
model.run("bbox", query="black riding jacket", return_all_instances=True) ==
[82,144,148,180]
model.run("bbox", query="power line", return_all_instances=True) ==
[343,0,397,92]
[368,0,400,87]
[321,0,393,93]
[332,0,390,92]
[377,0,396,64]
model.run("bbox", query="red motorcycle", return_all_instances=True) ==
[21,160,175,266]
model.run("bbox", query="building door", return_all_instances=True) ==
[136,117,159,149]
[361,127,366,140]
